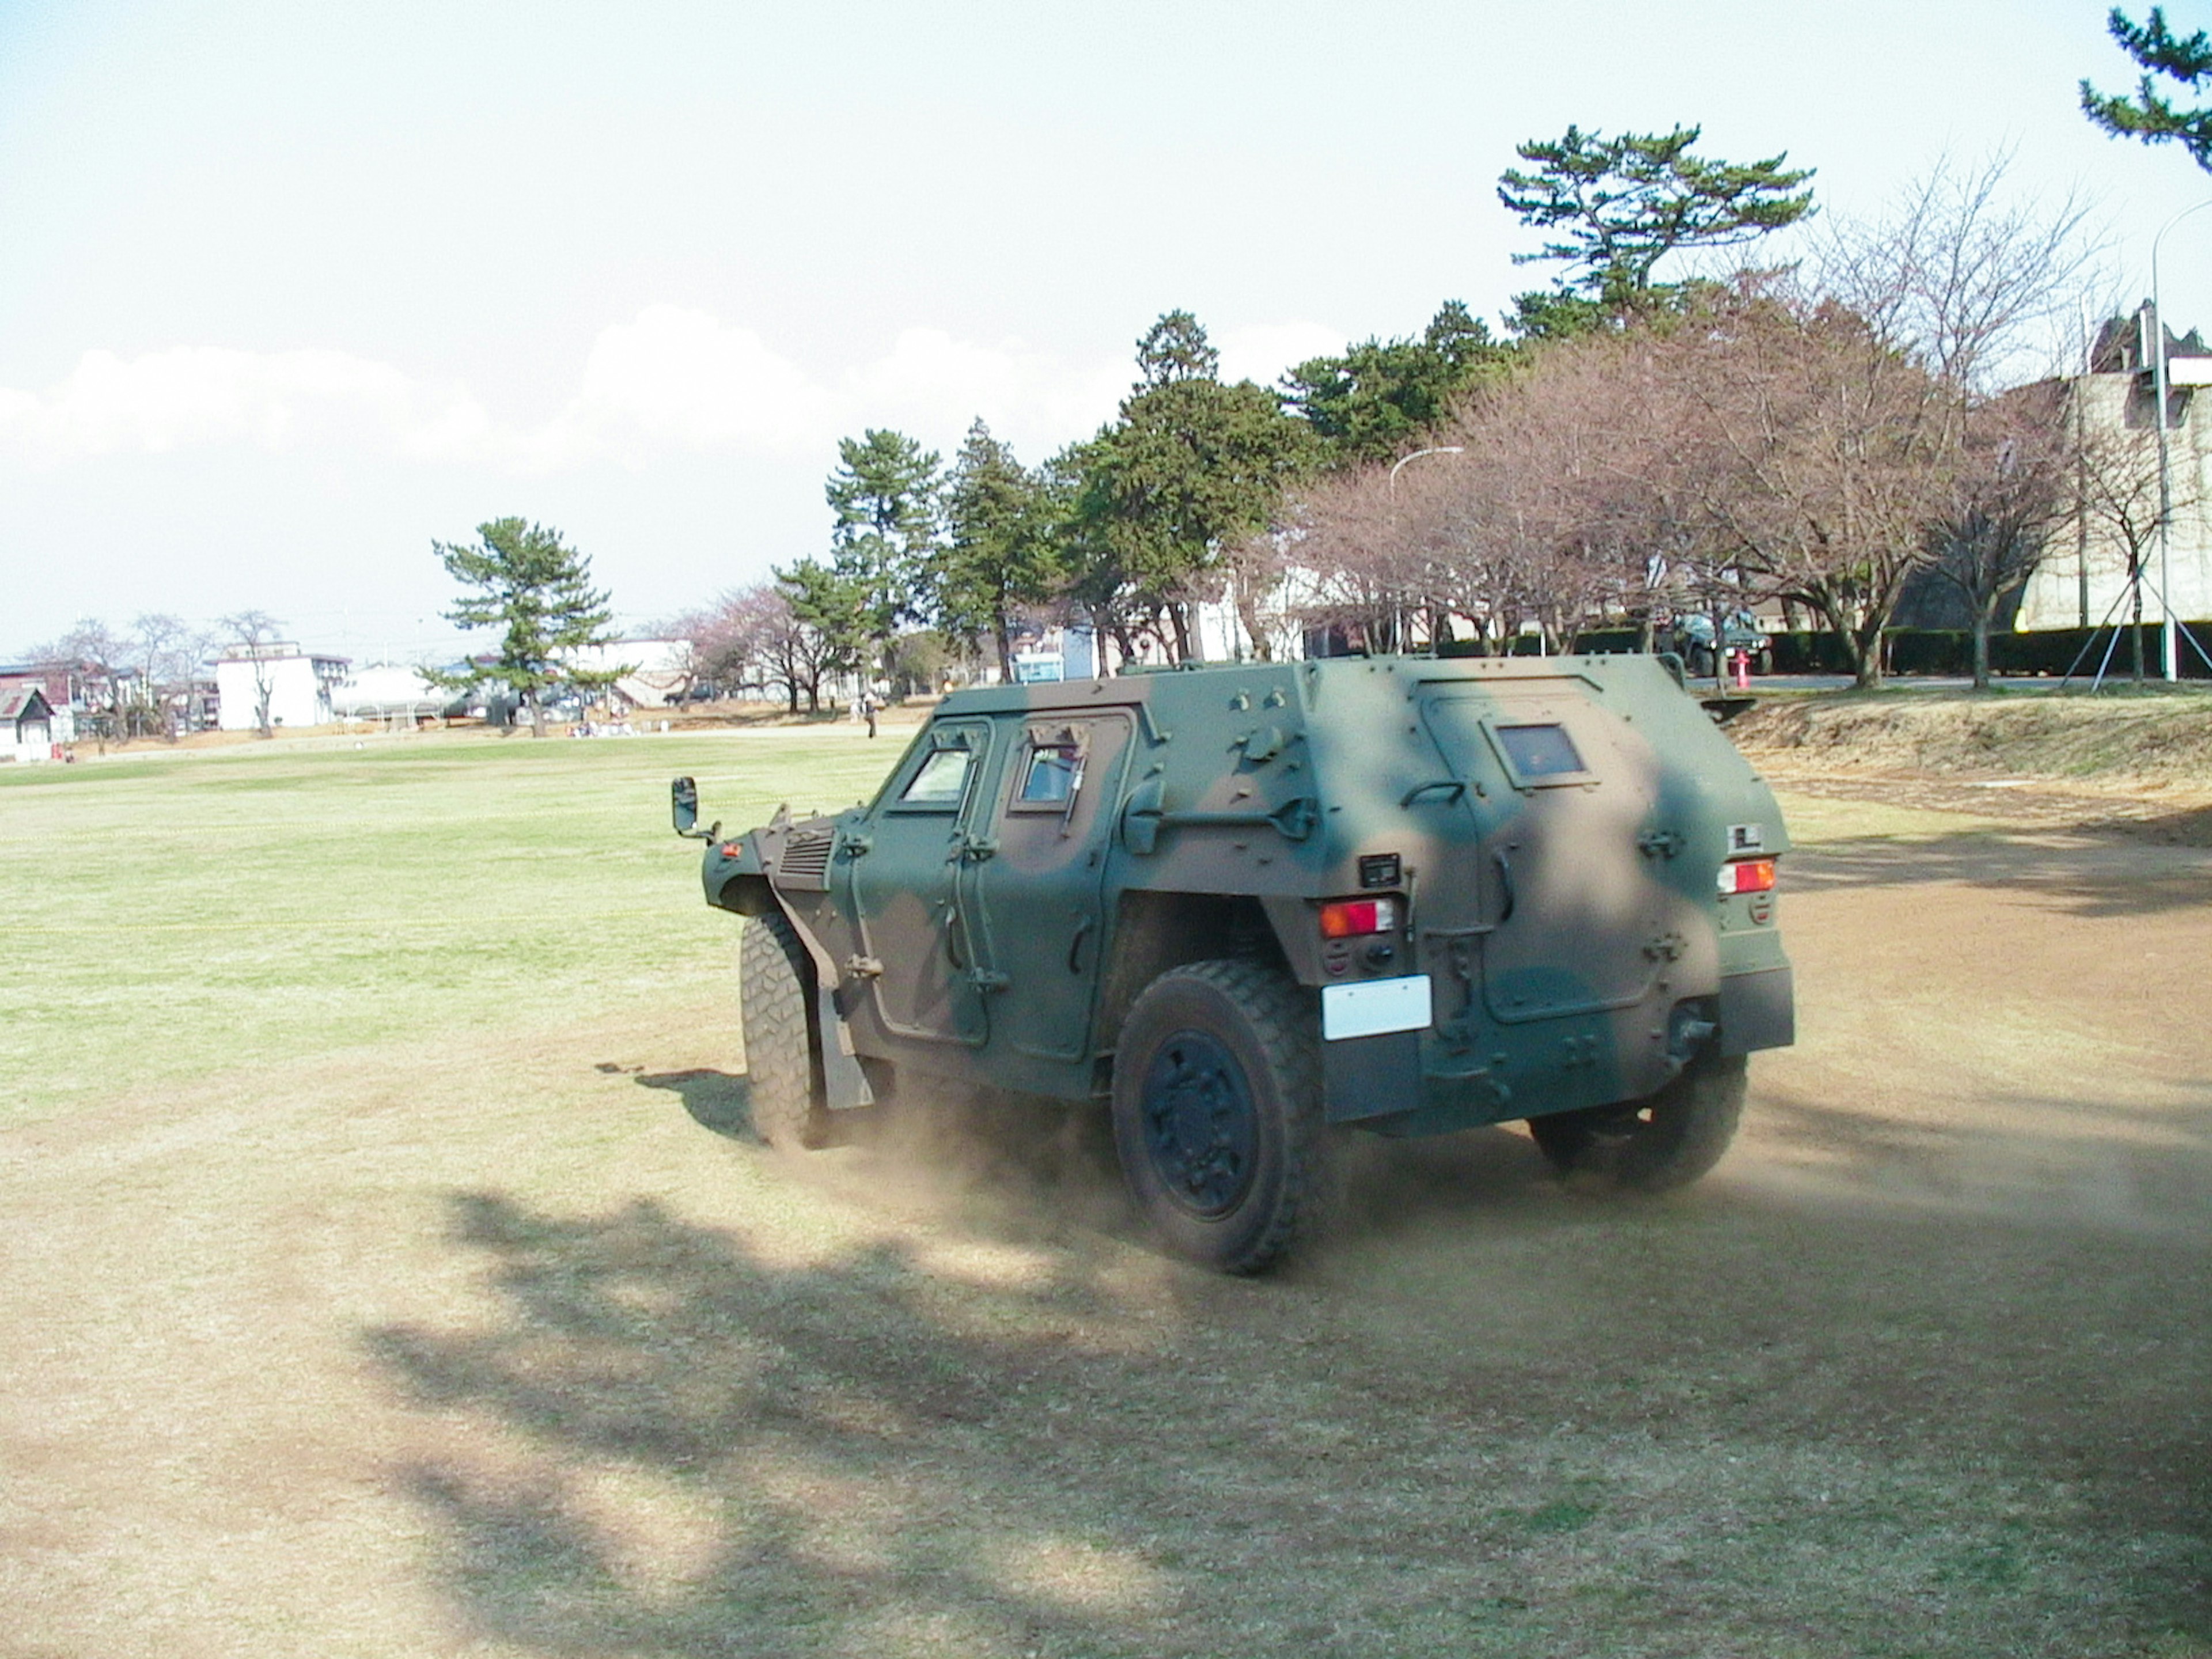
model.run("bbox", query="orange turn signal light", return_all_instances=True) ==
[1718,858,1777,896]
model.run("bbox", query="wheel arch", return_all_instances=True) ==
[1092,891,1290,1078]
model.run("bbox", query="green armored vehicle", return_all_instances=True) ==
[673,653,1792,1273]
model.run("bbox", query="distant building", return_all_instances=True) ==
[2,684,56,762]
[563,639,694,709]
[213,643,350,732]
[0,669,77,744]
[2018,312,2212,635]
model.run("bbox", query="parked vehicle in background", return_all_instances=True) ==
[1670,611,1774,678]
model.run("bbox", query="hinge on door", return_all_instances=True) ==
[1637,828,1685,859]
[843,955,884,979]
[968,970,1009,992]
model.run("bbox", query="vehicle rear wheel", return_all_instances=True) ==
[1527,1053,1747,1192]
[738,910,828,1150]
[1110,959,1327,1274]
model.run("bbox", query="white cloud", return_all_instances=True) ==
[0,346,488,465]
[541,305,841,465]
[843,327,1128,456]
[0,308,1324,474]
[1215,320,1347,389]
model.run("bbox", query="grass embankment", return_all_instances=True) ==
[1731,686,2212,791]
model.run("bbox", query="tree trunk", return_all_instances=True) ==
[525,689,546,737]
[1971,602,1994,691]
[994,621,1014,685]
[1235,584,1273,662]
[1168,603,1196,664]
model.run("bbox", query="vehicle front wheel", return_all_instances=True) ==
[1110,959,1328,1274]
[738,910,828,1150]
[1527,1053,1747,1192]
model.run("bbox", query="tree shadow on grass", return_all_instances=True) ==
[368,1176,2212,1658]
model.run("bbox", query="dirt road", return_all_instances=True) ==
[2,789,2207,1657]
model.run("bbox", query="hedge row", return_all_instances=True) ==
[1554,624,2211,679]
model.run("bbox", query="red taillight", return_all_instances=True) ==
[1718,858,1776,896]
[1320,896,1399,938]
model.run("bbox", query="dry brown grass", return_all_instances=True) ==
[2,737,2208,1657]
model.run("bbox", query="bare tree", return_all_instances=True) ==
[672,583,845,714]
[1926,384,2080,687]
[219,611,285,737]
[2069,393,2184,684]
[1815,151,2104,394]
[123,613,204,738]
[33,619,127,744]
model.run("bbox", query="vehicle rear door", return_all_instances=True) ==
[1418,684,1665,1025]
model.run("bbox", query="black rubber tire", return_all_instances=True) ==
[1109,959,1328,1274]
[1527,1054,1747,1192]
[1687,645,1716,679]
[738,910,828,1150]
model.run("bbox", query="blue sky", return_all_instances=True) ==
[3,0,2209,662]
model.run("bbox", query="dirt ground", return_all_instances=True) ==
[3,785,2209,1656]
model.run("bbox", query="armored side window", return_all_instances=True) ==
[898,746,973,806]
[1016,744,1083,805]
[1493,723,1585,780]
[1006,721,1090,815]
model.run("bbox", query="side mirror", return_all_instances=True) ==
[671,776,719,841]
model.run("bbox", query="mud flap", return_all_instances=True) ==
[818,983,876,1111]
[1718,965,1794,1056]
[1322,1029,1423,1123]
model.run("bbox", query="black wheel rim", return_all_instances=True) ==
[1139,1027,1259,1218]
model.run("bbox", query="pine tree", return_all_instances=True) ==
[432,518,623,737]
[1498,124,1815,335]
[2082,6,2212,168]
[934,420,1063,681]
[824,429,941,670]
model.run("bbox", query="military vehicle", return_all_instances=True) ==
[1669,609,1774,677]
[672,653,1793,1274]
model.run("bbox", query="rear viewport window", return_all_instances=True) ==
[1018,745,1084,804]
[900,747,972,805]
[1495,723,1584,778]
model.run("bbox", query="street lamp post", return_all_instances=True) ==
[1389,444,1464,488]
[1385,446,1463,652]
[2149,198,2212,683]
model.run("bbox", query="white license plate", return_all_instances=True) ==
[1320,974,1432,1041]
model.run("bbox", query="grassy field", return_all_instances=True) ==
[2,720,2207,1658]
[0,726,894,1125]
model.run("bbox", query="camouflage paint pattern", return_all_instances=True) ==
[694,653,1792,1136]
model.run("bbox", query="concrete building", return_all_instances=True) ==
[214,643,350,732]
[2018,315,2212,642]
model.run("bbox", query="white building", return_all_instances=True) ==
[214,643,350,732]
[564,639,694,709]
[2018,317,2212,638]
[2,684,55,762]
